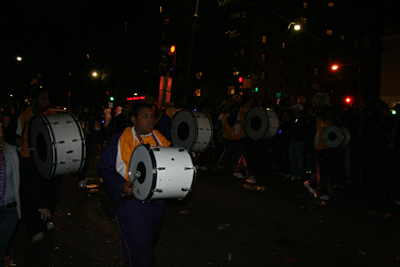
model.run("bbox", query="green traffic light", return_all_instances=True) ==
[255,87,258,92]
[110,96,114,101]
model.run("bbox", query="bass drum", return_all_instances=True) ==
[322,125,351,148]
[244,107,280,140]
[29,112,86,179]
[129,145,197,202]
[170,110,213,153]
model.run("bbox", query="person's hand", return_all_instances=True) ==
[120,182,134,196]
[15,136,24,147]
[39,208,52,222]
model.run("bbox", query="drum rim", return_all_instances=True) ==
[28,114,57,179]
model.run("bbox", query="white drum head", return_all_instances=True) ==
[170,110,198,150]
[29,115,55,178]
[244,107,269,140]
[322,126,344,148]
[129,145,156,202]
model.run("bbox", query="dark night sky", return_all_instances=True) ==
[1,0,400,106]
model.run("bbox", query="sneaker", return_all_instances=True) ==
[303,181,316,195]
[234,172,245,179]
[78,179,87,189]
[47,222,55,230]
[315,194,330,201]
[31,232,45,243]
[246,176,257,184]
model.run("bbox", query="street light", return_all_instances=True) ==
[331,63,361,105]
[279,22,301,101]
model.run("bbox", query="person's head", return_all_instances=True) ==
[30,86,49,114]
[131,102,156,135]
[121,100,131,116]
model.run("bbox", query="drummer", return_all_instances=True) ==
[16,86,59,243]
[97,101,170,267]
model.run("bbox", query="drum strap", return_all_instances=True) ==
[133,127,162,147]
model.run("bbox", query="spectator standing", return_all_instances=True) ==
[0,122,21,267]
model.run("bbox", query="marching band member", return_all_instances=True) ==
[303,105,333,201]
[16,86,58,243]
[97,101,170,267]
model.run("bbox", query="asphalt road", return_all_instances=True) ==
[5,146,400,267]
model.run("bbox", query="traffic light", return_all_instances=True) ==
[253,87,258,92]
[166,45,176,71]
[110,96,114,101]
[238,77,243,83]
[344,96,352,106]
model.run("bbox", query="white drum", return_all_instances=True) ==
[29,112,86,179]
[129,145,196,202]
[170,110,213,153]
[322,125,351,148]
[244,107,280,140]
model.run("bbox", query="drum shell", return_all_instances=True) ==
[28,112,86,178]
[244,107,280,140]
[170,110,213,153]
[129,146,196,202]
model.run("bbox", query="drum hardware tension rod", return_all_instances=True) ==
[157,167,166,170]
[152,189,163,193]
[66,150,73,154]
[184,167,195,170]
[72,139,78,142]
[57,141,65,144]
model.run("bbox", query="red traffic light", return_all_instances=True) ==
[238,77,243,83]
[345,97,351,103]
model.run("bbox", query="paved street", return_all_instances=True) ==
[5,146,400,267]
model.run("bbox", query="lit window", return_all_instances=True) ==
[228,86,235,95]
[340,35,345,41]
[282,42,286,49]
[160,6,163,13]
[303,2,307,9]
[163,19,169,25]
[328,2,334,7]
[262,35,267,43]
[195,89,201,97]
[261,53,269,62]
[240,49,245,56]
[233,71,239,76]
[261,71,265,80]
[301,17,307,24]
[327,29,333,36]
[314,68,319,75]
[312,83,319,90]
